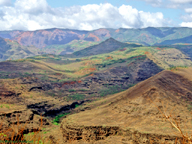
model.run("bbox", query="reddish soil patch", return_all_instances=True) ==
[54,73,62,76]
[60,80,82,89]
[106,56,113,60]
[127,62,134,67]
[119,48,127,51]
[89,74,94,77]
[115,29,120,33]
[88,33,100,42]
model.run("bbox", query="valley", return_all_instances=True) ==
[0,27,192,143]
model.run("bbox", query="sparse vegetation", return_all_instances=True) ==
[0,104,11,109]
[68,93,85,100]
[187,103,192,111]
[99,85,125,97]
[168,66,188,71]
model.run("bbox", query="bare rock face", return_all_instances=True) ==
[61,125,120,142]
[60,123,184,143]
[13,29,89,48]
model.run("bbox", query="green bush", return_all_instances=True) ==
[168,66,188,70]
[52,113,70,125]
[30,60,35,62]
[69,89,76,92]
[80,89,89,91]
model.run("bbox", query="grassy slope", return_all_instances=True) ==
[60,68,192,143]
[67,38,142,58]
[42,40,100,55]
[17,45,191,81]
[0,38,42,61]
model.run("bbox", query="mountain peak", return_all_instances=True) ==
[106,37,115,41]
[72,38,131,57]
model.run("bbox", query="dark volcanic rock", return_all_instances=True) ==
[0,88,15,97]
[27,100,87,117]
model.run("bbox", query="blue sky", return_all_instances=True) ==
[0,0,191,31]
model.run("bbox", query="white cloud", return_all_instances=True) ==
[179,13,192,27]
[0,1,168,31]
[181,13,192,21]
[180,22,192,27]
[138,0,192,9]
[14,0,53,15]
[169,0,192,3]
[185,8,192,13]
[136,0,192,28]
[139,0,163,7]
[140,11,165,27]
[166,0,192,9]
[0,0,11,6]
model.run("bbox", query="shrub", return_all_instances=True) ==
[147,97,192,143]
[68,89,76,92]
[52,113,70,125]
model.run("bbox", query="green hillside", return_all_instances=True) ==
[68,38,142,58]
[0,37,43,61]
[21,44,192,80]
[42,40,100,55]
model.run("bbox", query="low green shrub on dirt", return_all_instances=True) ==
[52,113,70,125]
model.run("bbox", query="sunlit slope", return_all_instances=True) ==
[20,45,192,79]
[60,69,192,143]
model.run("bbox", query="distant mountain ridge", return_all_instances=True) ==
[0,27,192,48]
[0,37,42,61]
[68,37,141,57]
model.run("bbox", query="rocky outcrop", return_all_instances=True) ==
[61,125,119,141]
[0,88,15,97]
[27,100,86,117]
[60,124,184,143]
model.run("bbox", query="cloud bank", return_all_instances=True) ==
[0,0,170,31]
[0,0,12,6]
